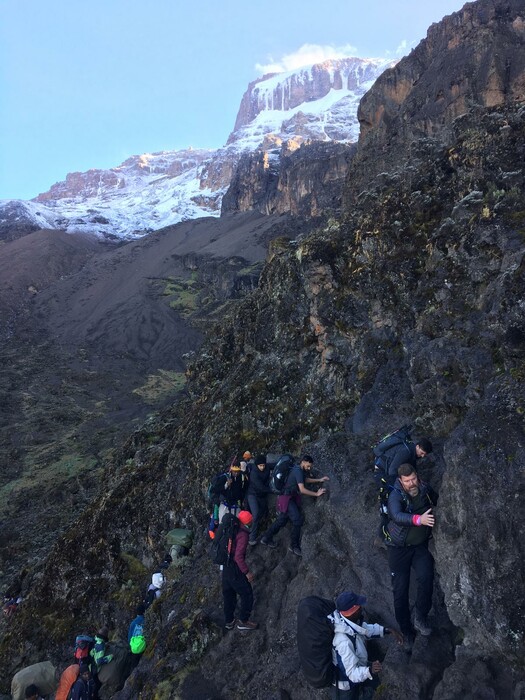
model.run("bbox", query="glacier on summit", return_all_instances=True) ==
[0,57,395,239]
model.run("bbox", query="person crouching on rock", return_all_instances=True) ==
[223,510,259,631]
[330,591,402,699]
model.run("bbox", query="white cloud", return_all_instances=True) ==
[384,39,418,58]
[256,43,358,75]
[396,39,408,55]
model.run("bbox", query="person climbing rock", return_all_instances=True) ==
[222,510,258,631]
[144,569,166,609]
[127,604,146,669]
[329,590,403,699]
[246,454,272,545]
[373,428,433,546]
[68,663,96,700]
[212,459,249,523]
[128,604,145,643]
[90,628,113,670]
[260,454,329,557]
[386,463,438,648]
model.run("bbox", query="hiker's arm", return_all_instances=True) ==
[298,483,326,497]
[387,491,415,525]
[333,633,373,683]
[305,475,329,483]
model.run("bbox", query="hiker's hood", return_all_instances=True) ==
[152,572,165,588]
[330,610,372,637]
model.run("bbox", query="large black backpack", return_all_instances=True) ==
[372,424,412,477]
[209,513,239,565]
[269,454,294,493]
[297,596,336,689]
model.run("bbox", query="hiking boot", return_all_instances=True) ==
[237,620,259,630]
[414,614,432,636]
[288,546,302,557]
[248,539,258,546]
[224,619,236,630]
[260,538,277,549]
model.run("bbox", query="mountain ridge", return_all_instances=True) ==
[0,57,393,240]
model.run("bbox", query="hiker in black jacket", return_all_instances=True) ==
[386,463,438,648]
[379,436,433,488]
[213,460,249,523]
[246,454,272,546]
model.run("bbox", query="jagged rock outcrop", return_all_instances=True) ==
[358,0,525,149]
[35,150,211,202]
[1,2,525,699]
[221,141,356,217]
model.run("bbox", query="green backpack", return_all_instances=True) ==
[130,635,146,654]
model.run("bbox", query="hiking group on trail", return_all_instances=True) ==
[208,427,435,696]
[8,425,435,699]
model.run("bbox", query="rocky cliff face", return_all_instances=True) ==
[221,141,356,217]
[1,2,525,699]
[358,0,525,150]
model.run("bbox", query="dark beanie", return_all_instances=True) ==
[255,454,266,465]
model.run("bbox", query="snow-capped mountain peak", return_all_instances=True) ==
[1,56,396,240]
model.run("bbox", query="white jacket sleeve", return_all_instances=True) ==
[362,622,384,638]
[333,632,373,683]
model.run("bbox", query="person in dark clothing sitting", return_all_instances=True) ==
[246,454,273,546]
[386,463,438,649]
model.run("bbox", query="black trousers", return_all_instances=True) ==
[387,542,434,634]
[222,564,253,623]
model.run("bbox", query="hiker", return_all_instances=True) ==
[246,454,272,545]
[260,454,329,557]
[212,459,249,523]
[373,427,432,543]
[144,570,165,608]
[222,510,258,631]
[241,450,255,473]
[24,685,44,700]
[374,428,433,489]
[127,604,146,669]
[55,664,80,700]
[68,663,96,700]
[386,463,438,648]
[90,628,113,670]
[128,604,145,643]
[330,591,403,698]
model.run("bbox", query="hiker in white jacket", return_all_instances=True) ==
[329,591,402,698]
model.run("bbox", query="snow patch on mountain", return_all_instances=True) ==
[1,57,396,240]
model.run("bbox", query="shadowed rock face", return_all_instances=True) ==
[358,0,525,148]
[1,2,524,699]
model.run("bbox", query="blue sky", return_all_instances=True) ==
[1,0,466,200]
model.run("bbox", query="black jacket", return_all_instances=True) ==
[212,472,248,506]
[386,479,438,547]
[247,465,272,497]
[385,442,417,483]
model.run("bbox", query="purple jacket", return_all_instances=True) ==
[232,527,249,574]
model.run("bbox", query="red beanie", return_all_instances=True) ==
[238,510,253,526]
